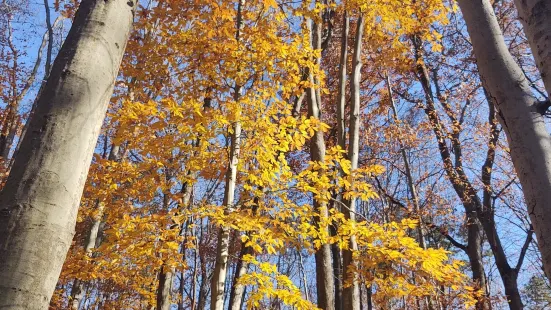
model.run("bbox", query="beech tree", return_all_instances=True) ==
[0,0,135,308]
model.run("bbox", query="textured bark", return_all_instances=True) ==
[0,0,135,308]
[306,16,335,310]
[458,0,551,280]
[156,266,173,310]
[514,0,551,96]
[342,14,364,310]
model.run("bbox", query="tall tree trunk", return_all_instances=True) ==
[228,239,252,310]
[0,0,135,308]
[330,15,349,310]
[342,13,364,310]
[306,16,336,310]
[210,2,245,309]
[157,267,173,310]
[70,143,120,310]
[514,0,551,96]
[386,76,427,250]
[457,0,551,280]
[228,190,260,310]
[336,12,349,151]
[197,245,211,310]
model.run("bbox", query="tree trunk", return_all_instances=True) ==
[514,0,551,96]
[336,12,349,151]
[210,1,245,309]
[0,0,135,308]
[342,13,364,310]
[211,100,242,310]
[70,143,120,309]
[228,241,251,310]
[458,0,551,280]
[157,266,173,310]
[306,16,336,310]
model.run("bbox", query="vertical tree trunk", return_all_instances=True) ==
[70,143,120,310]
[330,15,349,310]
[157,267,173,310]
[228,240,251,310]
[336,12,349,151]
[197,248,211,310]
[0,0,135,308]
[342,13,364,310]
[210,2,245,309]
[228,190,260,310]
[306,16,336,310]
[457,0,551,280]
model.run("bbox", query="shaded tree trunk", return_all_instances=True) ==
[0,0,135,308]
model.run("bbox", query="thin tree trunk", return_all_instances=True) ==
[70,143,120,309]
[411,35,489,310]
[386,76,427,250]
[330,15,349,310]
[228,240,252,310]
[477,100,526,310]
[210,2,244,309]
[0,0,135,308]
[228,190,260,310]
[197,243,211,310]
[298,249,310,302]
[306,16,336,310]
[336,12,349,151]
[457,0,551,281]
[342,13,364,310]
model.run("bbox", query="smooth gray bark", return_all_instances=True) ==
[458,0,551,280]
[336,12,349,151]
[306,16,336,310]
[211,2,244,309]
[342,13,364,310]
[0,0,135,308]
[514,0,551,96]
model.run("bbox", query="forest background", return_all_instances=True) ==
[0,0,550,309]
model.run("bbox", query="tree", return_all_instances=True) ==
[0,0,135,308]
[457,0,551,280]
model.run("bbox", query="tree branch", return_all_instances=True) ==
[515,225,534,272]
